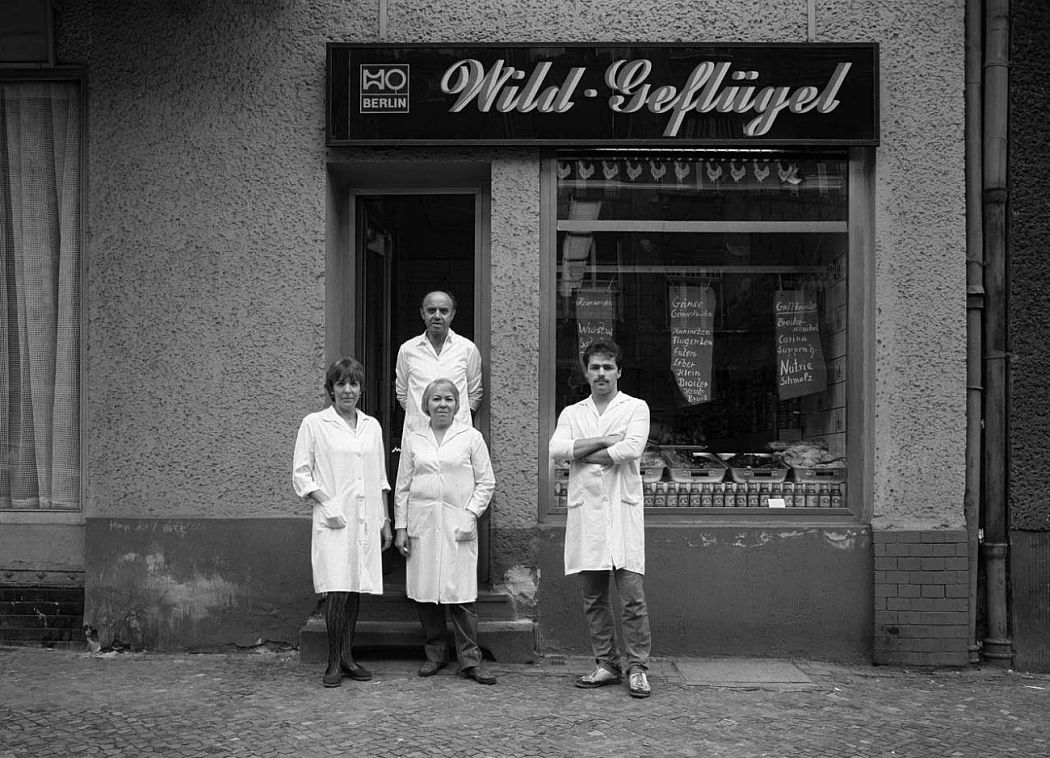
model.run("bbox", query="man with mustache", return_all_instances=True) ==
[549,340,653,699]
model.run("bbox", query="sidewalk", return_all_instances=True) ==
[2,645,1048,757]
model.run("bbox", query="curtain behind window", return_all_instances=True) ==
[0,82,81,510]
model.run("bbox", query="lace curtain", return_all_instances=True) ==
[0,81,81,510]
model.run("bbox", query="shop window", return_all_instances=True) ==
[548,152,849,513]
[0,79,82,510]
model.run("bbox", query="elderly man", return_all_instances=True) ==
[395,291,483,433]
[548,340,653,699]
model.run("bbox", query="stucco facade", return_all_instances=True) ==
[1,0,967,662]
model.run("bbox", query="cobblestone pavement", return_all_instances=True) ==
[2,646,1048,757]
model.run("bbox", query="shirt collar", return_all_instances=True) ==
[581,391,628,413]
[415,328,458,348]
[321,405,365,426]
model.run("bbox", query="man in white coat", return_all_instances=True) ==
[395,291,482,433]
[548,340,653,699]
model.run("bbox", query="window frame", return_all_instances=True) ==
[538,148,874,525]
[0,68,87,521]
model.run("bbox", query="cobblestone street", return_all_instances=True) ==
[1,646,1047,757]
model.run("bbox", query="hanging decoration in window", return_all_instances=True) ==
[556,157,839,192]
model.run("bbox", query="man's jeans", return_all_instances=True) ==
[579,569,651,673]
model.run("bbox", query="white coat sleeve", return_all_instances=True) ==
[395,344,408,409]
[393,434,414,529]
[292,417,325,500]
[466,344,483,411]
[465,433,496,518]
[548,407,576,462]
[607,401,651,464]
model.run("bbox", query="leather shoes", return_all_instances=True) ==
[418,659,446,677]
[462,665,497,685]
[322,665,343,688]
[340,662,372,681]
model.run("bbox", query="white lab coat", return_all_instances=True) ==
[548,392,651,575]
[292,406,389,594]
[394,420,495,604]
[395,329,482,433]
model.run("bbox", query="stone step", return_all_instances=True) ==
[353,586,522,622]
[298,617,536,665]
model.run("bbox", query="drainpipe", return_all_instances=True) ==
[981,0,1012,667]
[964,0,984,666]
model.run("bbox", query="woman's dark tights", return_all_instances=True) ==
[325,591,360,674]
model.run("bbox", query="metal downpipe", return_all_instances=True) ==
[981,0,1013,667]
[964,0,985,666]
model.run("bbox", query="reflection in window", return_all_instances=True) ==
[553,153,848,509]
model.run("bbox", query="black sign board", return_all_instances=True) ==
[327,43,878,147]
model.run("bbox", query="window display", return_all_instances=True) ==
[551,153,849,510]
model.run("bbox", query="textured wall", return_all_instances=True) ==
[1009,0,1050,532]
[821,2,967,529]
[76,1,374,519]
[66,3,964,529]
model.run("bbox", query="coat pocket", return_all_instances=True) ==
[406,499,437,538]
[452,509,477,542]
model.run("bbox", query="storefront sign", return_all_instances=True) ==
[328,43,878,146]
[775,290,827,400]
[576,289,615,356]
[669,285,714,405]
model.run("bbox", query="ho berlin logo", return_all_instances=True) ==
[360,64,409,113]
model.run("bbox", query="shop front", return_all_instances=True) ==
[324,43,901,661]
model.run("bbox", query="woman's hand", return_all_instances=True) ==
[394,528,410,558]
[380,520,393,551]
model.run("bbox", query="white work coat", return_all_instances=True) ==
[548,392,650,575]
[394,421,495,604]
[395,329,482,433]
[292,406,389,594]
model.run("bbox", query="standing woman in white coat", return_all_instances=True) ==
[293,357,393,688]
[394,378,497,685]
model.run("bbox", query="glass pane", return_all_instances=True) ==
[553,153,848,511]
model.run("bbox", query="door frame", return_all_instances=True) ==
[326,160,493,581]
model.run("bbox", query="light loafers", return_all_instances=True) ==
[575,664,622,689]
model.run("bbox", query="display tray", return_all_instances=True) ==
[660,446,727,483]
[640,463,666,483]
[791,466,847,484]
[722,453,790,484]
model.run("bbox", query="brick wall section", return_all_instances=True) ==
[872,530,970,666]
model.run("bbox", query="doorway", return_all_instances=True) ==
[352,192,486,585]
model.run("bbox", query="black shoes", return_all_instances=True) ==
[462,665,497,685]
[418,659,447,677]
[341,662,372,681]
[323,662,373,687]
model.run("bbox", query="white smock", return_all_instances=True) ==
[394,420,495,604]
[395,329,482,433]
[292,406,389,594]
[548,391,651,576]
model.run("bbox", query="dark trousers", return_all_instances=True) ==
[415,601,483,670]
[579,569,651,673]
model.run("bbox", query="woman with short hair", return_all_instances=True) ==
[394,377,497,684]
